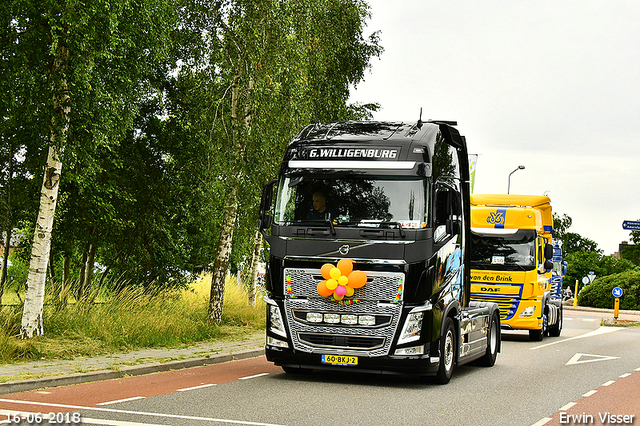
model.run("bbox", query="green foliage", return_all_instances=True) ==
[620,243,640,266]
[565,251,636,289]
[577,269,640,310]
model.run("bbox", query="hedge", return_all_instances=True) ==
[577,269,640,310]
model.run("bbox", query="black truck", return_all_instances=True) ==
[258,120,500,383]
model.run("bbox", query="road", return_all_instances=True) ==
[1,311,639,426]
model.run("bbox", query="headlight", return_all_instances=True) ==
[397,312,424,345]
[269,304,287,337]
[519,306,536,317]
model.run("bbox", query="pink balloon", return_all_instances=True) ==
[335,285,347,298]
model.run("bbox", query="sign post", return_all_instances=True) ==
[612,287,623,321]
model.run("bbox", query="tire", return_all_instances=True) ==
[478,312,499,367]
[548,306,563,337]
[282,366,313,375]
[529,304,547,341]
[434,317,456,384]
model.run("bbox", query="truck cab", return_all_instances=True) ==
[259,121,500,383]
[469,194,563,341]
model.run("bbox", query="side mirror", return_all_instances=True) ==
[544,243,553,260]
[544,260,553,271]
[259,179,277,236]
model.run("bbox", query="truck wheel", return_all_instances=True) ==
[434,317,456,384]
[478,312,499,367]
[529,305,547,341]
[548,306,563,337]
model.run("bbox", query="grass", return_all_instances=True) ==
[0,275,265,365]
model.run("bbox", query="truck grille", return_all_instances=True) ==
[298,333,385,351]
[283,267,404,357]
[471,295,518,320]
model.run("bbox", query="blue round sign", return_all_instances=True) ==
[612,287,623,298]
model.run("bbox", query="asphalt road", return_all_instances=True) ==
[1,311,639,426]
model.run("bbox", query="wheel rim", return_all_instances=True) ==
[444,330,454,371]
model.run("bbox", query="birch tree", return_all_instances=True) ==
[6,0,178,337]
[205,0,381,323]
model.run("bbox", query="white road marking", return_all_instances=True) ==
[559,402,576,411]
[565,353,620,365]
[620,373,632,378]
[583,390,597,397]
[601,380,615,386]
[531,326,622,350]
[0,399,286,426]
[530,417,552,426]
[97,397,146,406]
[0,410,170,426]
[177,383,217,392]
[239,373,270,380]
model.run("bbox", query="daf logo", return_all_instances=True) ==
[481,287,500,292]
[338,245,350,255]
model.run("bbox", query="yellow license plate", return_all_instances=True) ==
[321,354,358,366]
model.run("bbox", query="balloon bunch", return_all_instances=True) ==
[317,259,367,300]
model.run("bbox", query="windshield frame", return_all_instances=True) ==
[469,228,538,271]
[273,174,430,229]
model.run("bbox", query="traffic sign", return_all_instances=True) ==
[612,287,623,298]
[622,220,640,230]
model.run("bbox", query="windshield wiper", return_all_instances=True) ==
[301,219,336,236]
[378,221,406,238]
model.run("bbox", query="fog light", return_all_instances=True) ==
[267,336,289,348]
[307,312,323,323]
[394,345,425,356]
[324,313,340,324]
[341,314,358,325]
[358,315,376,326]
[520,306,536,318]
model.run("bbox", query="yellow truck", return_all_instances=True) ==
[469,194,562,341]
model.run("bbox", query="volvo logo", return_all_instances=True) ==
[339,245,350,255]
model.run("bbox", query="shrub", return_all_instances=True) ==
[577,269,640,310]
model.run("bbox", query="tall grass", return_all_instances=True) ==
[0,276,265,364]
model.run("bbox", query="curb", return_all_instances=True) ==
[0,347,265,395]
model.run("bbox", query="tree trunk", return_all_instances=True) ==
[208,183,239,324]
[77,246,88,300]
[20,146,63,338]
[247,230,262,306]
[85,243,96,291]
[61,254,71,307]
[0,229,11,305]
[0,146,14,306]
[48,256,58,296]
[20,43,70,339]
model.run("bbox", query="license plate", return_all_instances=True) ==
[321,354,358,366]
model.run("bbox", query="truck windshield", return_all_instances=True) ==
[273,175,428,228]
[470,229,537,271]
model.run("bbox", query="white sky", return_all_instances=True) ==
[349,0,640,255]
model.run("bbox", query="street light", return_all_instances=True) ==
[507,165,525,194]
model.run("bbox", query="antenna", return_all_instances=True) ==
[417,107,423,129]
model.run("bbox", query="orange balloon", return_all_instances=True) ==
[317,280,333,297]
[348,270,367,288]
[337,259,353,276]
[321,264,334,280]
